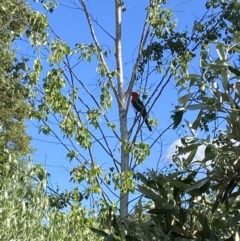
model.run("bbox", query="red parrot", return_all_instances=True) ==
[131,92,152,131]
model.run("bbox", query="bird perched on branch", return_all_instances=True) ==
[131,92,152,131]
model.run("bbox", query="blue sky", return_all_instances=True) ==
[22,0,208,203]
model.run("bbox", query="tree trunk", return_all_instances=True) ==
[115,2,129,219]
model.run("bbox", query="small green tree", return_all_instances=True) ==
[0,0,34,155]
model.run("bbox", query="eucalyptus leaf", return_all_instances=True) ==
[216,43,226,60]
[173,110,184,129]
[179,93,194,105]
[235,231,240,241]
[90,227,108,238]
[177,143,201,156]
[192,109,203,130]
[185,104,209,110]
[148,208,174,215]
[234,82,240,96]
[185,177,210,193]
[229,66,240,76]
[221,68,229,91]
[138,185,165,204]
[183,147,198,167]
[178,86,187,95]
[208,63,228,69]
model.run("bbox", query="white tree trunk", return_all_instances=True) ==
[115,2,129,219]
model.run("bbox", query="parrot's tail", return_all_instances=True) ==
[145,119,152,132]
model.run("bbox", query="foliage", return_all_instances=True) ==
[9,0,236,230]
[89,1,240,240]
[0,0,48,155]
[0,77,31,155]
[0,149,100,241]
[0,1,101,239]
[2,0,240,239]
[24,0,240,215]
[172,39,240,214]
[94,168,240,240]
[135,170,237,241]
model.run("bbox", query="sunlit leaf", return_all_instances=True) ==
[235,231,240,241]
[178,86,186,95]
[221,68,229,91]
[208,63,227,69]
[185,104,209,110]
[216,43,226,60]
[234,82,240,96]
[179,93,194,105]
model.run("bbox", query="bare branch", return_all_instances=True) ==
[125,4,151,116]
[79,0,120,104]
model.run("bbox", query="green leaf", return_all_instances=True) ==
[178,93,194,105]
[201,215,210,241]
[234,82,240,96]
[167,180,189,190]
[199,180,210,194]
[213,217,228,234]
[222,146,240,155]
[90,227,108,238]
[106,233,116,241]
[148,208,174,215]
[201,151,216,163]
[138,185,166,204]
[230,215,240,225]
[125,235,141,241]
[185,104,208,110]
[173,110,184,129]
[175,238,196,241]
[183,146,198,167]
[185,177,210,193]
[163,171,186,180]
[107,122,116,131]
[221,68,229,91]
[208,63,228,69]
[137,172,149,185]
[229,66,240,76]
[192,109,202,130]
[216,43,226,60]
[171,225,190,240]
[178,86,186,95]
[177,143,201,156]
[201,58,208,68]
[112,215,121,237]
[103,51,108,57]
